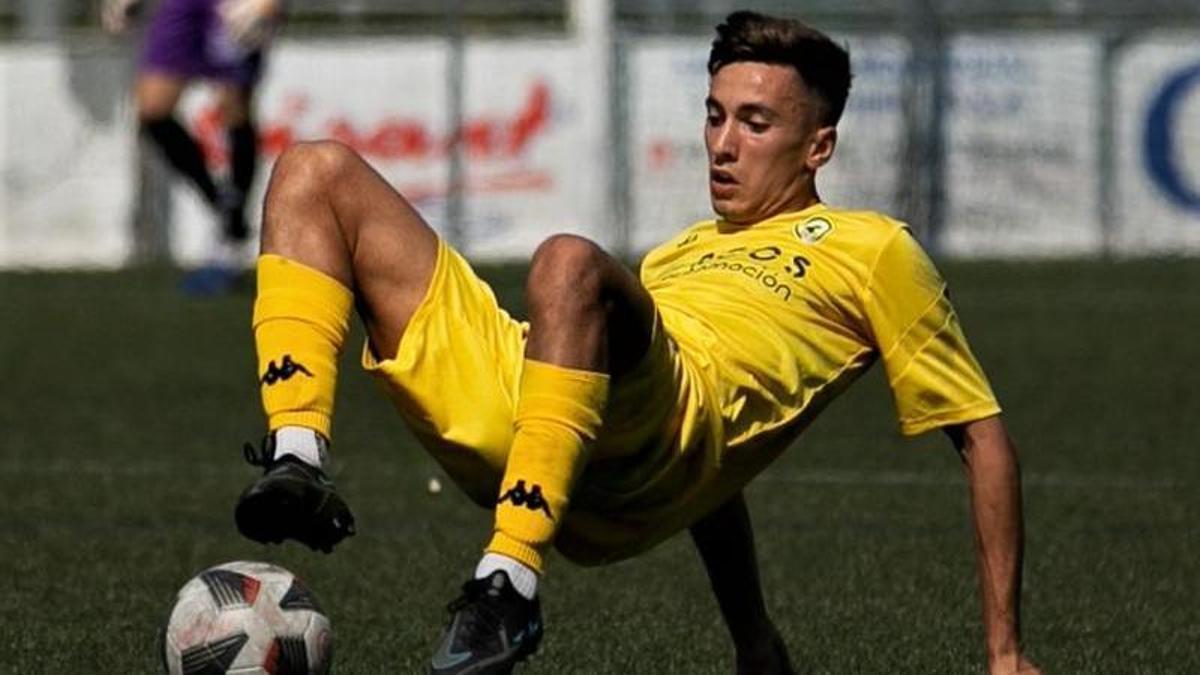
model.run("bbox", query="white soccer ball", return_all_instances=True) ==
[161,561,333,675]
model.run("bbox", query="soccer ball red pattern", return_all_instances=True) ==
[162,561,332,674]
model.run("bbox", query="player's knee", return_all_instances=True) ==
[134,91,176,125]
[526,234,607,314]
[269,141,355,200]
[260,141,358,244]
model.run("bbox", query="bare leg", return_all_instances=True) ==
[135,72,187,122]
[691,493,795,675]
[214,83,254,128]
[236,141,436,553]
[259,140,439,358]
[523,234,657,374]
[434,235,661,672]
[263,145,651,388]
[478,235,657,573]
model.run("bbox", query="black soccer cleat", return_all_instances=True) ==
[234,434,355,553]
[429,571,543,675]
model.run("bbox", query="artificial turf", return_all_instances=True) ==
[2,258,1197,673]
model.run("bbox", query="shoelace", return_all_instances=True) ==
[242,435,275,467]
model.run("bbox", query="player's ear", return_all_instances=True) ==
[806,126,837,171]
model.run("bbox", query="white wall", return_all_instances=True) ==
[0,44,134,268]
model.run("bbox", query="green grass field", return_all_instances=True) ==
[2,259,1198,673]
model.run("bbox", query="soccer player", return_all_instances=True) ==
[103,0,282,286]
[234,11,1040,675]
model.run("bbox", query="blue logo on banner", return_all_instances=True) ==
[1144,61,1200,212]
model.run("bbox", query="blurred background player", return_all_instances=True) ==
[102,0,284,292]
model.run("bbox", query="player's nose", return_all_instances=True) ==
[709,123,738,163]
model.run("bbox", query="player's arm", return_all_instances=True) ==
[689,492,794,675]
[861,225,1039,672]
[946,416,1041,675]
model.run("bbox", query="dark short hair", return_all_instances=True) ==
[708,11,852,127]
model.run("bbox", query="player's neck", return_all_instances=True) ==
[786,186,822,214]
[752,195,826,226]
[762,186,823,223]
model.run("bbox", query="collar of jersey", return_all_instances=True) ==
[715,202,826,233]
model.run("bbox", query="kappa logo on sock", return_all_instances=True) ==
[497,480,553,520]
[260,355,314,386]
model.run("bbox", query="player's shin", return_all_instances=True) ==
[434,360,606,671]
[487,359,609,575]
[253,254,352,440]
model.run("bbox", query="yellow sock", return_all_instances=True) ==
[486,359,609,573]
[253,254,352,439]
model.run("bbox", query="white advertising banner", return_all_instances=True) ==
[460,39,610,257]
[0,44,134,268]
[8,34,1200,268]
[1115,35,1200,254]
[626,38,711,252]
[819,37,909,221]
[627,36,908,253]
[174,37,605,263]
[942,34,1102,257]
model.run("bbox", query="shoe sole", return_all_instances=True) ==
[433,627,541,675]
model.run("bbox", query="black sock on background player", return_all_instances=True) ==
[141,115,220,206]
[142,115,258,244]
[224,120,258,241]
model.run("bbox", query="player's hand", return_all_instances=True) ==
[100,0,142,34]
[218,0,282,50]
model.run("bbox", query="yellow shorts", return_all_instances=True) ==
[363,240,712,564]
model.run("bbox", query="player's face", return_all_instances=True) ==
[704,61,837,224]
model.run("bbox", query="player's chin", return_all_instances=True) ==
[710,194,736,218]
[711,197,752,224]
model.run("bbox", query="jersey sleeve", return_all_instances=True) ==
[862,227,1000,436]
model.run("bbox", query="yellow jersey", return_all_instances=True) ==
[560,202,999,563]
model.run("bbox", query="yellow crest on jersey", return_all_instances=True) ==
[794,218,833,244]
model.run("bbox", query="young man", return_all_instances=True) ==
[104,0,282,286]
[234,11,1040,675]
